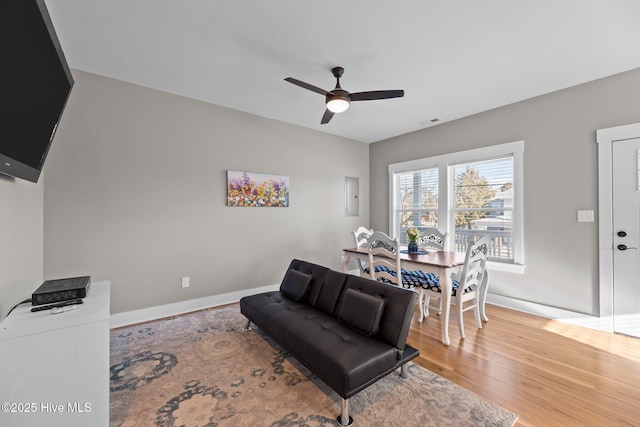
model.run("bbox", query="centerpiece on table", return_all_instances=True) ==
[406,227,420,254]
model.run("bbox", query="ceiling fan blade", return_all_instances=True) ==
[321,109,334,124]
[285,77,331,96]
[350,90,404,101]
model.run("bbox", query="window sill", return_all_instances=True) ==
[487,260,525,274]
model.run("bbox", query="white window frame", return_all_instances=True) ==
[388,141,525,273]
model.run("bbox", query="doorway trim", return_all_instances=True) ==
[596,122,640,332]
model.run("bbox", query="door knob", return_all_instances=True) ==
[618,244,638,251]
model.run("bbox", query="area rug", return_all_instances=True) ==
[110,304,518,427]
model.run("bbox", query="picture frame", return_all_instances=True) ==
[226,170,289,207]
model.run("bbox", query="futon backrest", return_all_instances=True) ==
[281,259,417,351]
[284,259,346,314]
[341,275,417,350]
[283,259,417,350]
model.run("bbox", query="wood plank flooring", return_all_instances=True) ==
[407,304,640,427]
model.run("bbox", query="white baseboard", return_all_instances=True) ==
[110,284,279,329]
[349,268,606,331]
[110,283,613,333]
[486,293,612,332]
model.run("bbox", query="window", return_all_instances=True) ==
[389,141,524,270]
[392,167,438,245]
[451,156,514,260]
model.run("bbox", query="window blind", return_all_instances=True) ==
[451,156,514,260]
[392,167,438,245]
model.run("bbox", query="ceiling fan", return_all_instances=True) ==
[284,66,404,124]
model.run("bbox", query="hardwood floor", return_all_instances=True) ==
[407,304,640,426]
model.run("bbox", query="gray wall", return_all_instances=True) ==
[0,175,43,318]
[6,67,639,318]
[370,68,640,316]
[44,71,369,314]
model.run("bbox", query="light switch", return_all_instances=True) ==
[577,210,594,222]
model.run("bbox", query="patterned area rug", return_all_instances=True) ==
[110,304,518,427]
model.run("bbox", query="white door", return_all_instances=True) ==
[612,137,640,337]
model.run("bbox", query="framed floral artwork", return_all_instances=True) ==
[226,170,289,207]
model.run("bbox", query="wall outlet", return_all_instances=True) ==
[577,210,594,222]
[181,277,190,288]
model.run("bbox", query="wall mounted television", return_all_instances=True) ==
[0,0,74,183]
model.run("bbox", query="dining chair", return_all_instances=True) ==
[351,226,374,277]
[418,236,491,338]
[414,235,490,339]
[410,228,448,316]
[366,231,432,291]
[416,228,448,251]
[451,235,490,338]
[366,231,402,287]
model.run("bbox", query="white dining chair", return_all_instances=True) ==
[351,226,374,277]
[366,231,402,287]
[415,236,491,338]
[416,235,490,339]
[416,228,448,252]
[451,235,490,338]
[415,228,448,316]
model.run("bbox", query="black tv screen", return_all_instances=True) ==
[0,0,74,183]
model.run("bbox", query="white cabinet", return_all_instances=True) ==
[0,281,110,427]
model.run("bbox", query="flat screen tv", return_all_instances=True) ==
[0,0,74,183]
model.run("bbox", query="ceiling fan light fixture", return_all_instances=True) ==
[326,96,350,113]
[327,98,350,113]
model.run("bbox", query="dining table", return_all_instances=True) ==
[342,246,489,346]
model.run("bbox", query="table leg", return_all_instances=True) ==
[341,253,351,273]
[416,289,425,323]
[440,267,452,346]
[479,269,490,322]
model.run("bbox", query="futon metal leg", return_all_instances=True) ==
[337,398,353,426]
[400,363,409,378]
[241,318,252,331]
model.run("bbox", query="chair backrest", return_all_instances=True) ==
[367,230,402,286]
[352,227,374,274]
[416,228,448,251]
[457,236,490,291]
[352,226,373,249]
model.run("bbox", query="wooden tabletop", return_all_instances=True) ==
[343,247,466,268]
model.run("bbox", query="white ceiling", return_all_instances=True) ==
[45,0,640,143]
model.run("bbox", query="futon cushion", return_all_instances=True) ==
[281,269,312,301]
[338,288,385,336]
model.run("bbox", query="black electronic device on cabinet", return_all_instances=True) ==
[32,276,90,306]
